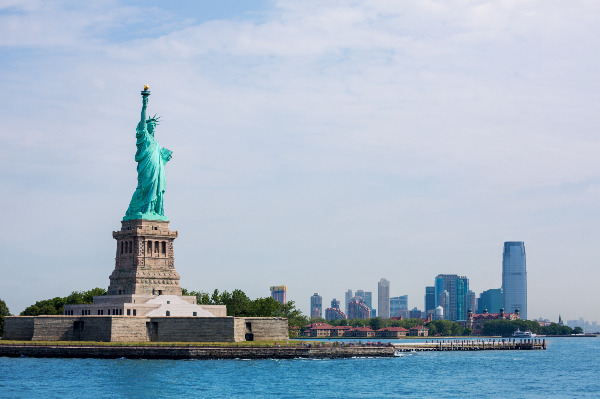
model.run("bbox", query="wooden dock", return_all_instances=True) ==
[394,339,546,352]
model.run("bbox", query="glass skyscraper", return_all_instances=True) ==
[477,288,503,313]
[434,274,469,321]
[502,241,527,319]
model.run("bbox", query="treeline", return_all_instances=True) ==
[0,299,10,336]
[12,288,307,331]
[19,288,107,316]
[182,288,307,328]
[309,317,472,336]
[482,319,578,337]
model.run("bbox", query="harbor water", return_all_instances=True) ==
[0,337,598,398]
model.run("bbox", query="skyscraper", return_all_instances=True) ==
[477,288,503,313]
[467,290,476,313]
[425,286,436,315]
[378,278,390,319]
[325,298,347,321]
[345,289,353,315]
[434,274,469,321]
[270,285,287,305]
[331,298,341,309]
[348,298,371,319]
[310,293,323,319]
[502,241,527,320]
[390,295,409,317]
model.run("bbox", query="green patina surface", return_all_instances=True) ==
[123,88,172,221]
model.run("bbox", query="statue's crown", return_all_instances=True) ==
[147,114,161,124]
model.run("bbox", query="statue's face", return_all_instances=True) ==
[147,121,156,135]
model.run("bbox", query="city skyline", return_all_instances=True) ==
[2,1,600,322]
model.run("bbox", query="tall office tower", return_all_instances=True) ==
[425,286,436,315]
[270,285,287,305]
[390,297,403,317]
[466,290,476,313]
[310,293,323,319]
[476,288,503,313]
[364,292,373,310]
[434,274,469,321]
[378,278,390,319]
[331,298,340,309]
[345,289,353,315]
[502,241,527,320]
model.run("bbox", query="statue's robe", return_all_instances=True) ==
[124,122,172,220]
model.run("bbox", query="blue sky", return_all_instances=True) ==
[1,0,599,322]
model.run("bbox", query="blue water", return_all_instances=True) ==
[0,338,598,398]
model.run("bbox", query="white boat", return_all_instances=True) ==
[513,329,536,338]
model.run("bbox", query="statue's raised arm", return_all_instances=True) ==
[140,84,150,130]
[123,85,171,222]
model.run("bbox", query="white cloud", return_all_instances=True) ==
[1,0,600,321]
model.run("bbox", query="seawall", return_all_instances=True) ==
[0,344,395,359]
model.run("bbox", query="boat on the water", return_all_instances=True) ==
[513,329,536,338]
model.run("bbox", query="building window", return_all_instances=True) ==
[120,242,124,254]
[148,241,152,253]
[162,242,166,254]
[133,309,136,316]
[193,312,197,316]
[127,309,131,316]
[167,301,170,304]
[155,241,159,252]
[166,310,170,316]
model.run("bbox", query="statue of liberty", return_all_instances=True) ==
[123,85,172,221]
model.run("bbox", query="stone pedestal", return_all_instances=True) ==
[109,219,181,296]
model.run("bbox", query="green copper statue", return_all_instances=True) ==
[123,85,172,221]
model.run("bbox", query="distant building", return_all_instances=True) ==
[425,286,436,315]
[345,289,353,315]
[270,285,287,305]
[476,288,503,314]
[310,293,323,319]
[348,298,372,320]
[435,274,469,321]
[408,326,429,337]
[438,290,450,320]
[330,298,340,309]
[325,307,347,321]
[467,290,476,313]
[390,295,408,317]
[462,308,520,335]
[325,298,347,321]
[502,241,527,320]
[409,307,423,319]
[355,290,373,309]
[376,327,409,338]
[378,278,390,319]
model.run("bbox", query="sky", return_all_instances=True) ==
[1,0,599,322]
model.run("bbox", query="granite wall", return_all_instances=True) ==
[2,316,288,342]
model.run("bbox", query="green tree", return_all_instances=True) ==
[20,288,106,316]
[249,297,282,317]
[0,298,10,337]
[425,320,463,336]
[572,326,584,335]
[369,317,385,330]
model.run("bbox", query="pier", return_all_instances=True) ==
[394,338,546,352]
